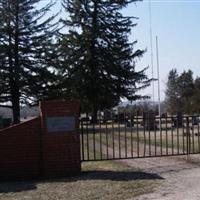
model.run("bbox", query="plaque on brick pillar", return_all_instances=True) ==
[47,116,76,133]
[40,100,81,178]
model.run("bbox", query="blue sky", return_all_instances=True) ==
[40,0,200,101]
[125,0,200,101]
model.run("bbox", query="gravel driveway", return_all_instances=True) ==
[121,155,200,200]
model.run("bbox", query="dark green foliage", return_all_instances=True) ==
[191,77,200,113]
[165,69,198,114]
[177,70,194,114]
[165,69,181,114]
[59,0,151,120]
[0,0,58,123]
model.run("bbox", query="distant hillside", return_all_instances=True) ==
[0,108,12,118]
[0,106,39,119]
[20,106,40,119]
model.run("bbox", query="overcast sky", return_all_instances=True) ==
[40,0,200,102]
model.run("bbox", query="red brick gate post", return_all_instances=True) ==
[40,100,81,178]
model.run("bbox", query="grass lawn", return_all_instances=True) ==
[0,160,162,200]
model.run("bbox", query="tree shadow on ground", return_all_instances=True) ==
[0,170,164,193]
[78,170,164,182]
[0,181,37,193]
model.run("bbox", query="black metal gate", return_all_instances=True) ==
[80,115,200,161]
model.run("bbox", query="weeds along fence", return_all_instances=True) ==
[80,115,200,161]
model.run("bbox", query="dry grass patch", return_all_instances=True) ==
[0,161,162,200]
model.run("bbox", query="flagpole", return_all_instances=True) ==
[156,36,161,118]
[149,0,155,105]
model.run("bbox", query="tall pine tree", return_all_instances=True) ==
[0,0,58,123]
[165,69,194,114]
[60,0,151,121]
[177,70,194,114]
[165,69,180,114]
[192,77,200,113]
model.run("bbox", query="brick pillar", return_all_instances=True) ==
[40,100,81,178]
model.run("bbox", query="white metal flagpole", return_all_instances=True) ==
[156,36,161,117]
[149,0,155,104]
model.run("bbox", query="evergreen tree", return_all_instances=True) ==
[165,69,181,114]
[165,69,195,114]
[192,77,200,113]
[60,0,151,121]
[177,70,194,114]
[0,0,58,123]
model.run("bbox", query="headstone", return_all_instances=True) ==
[126,115,134,127]
[103,110,112,122]
[161,113,167,118]
[117,113,125,123]
[173,112,183,128]
[192,116,198,126]
[143,112,157,131]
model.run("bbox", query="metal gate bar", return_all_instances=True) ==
[80,115,200,162]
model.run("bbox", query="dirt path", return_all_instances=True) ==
[121,155,200,200]
[88,138,200,199]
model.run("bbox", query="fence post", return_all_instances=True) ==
[186,117,190,155]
